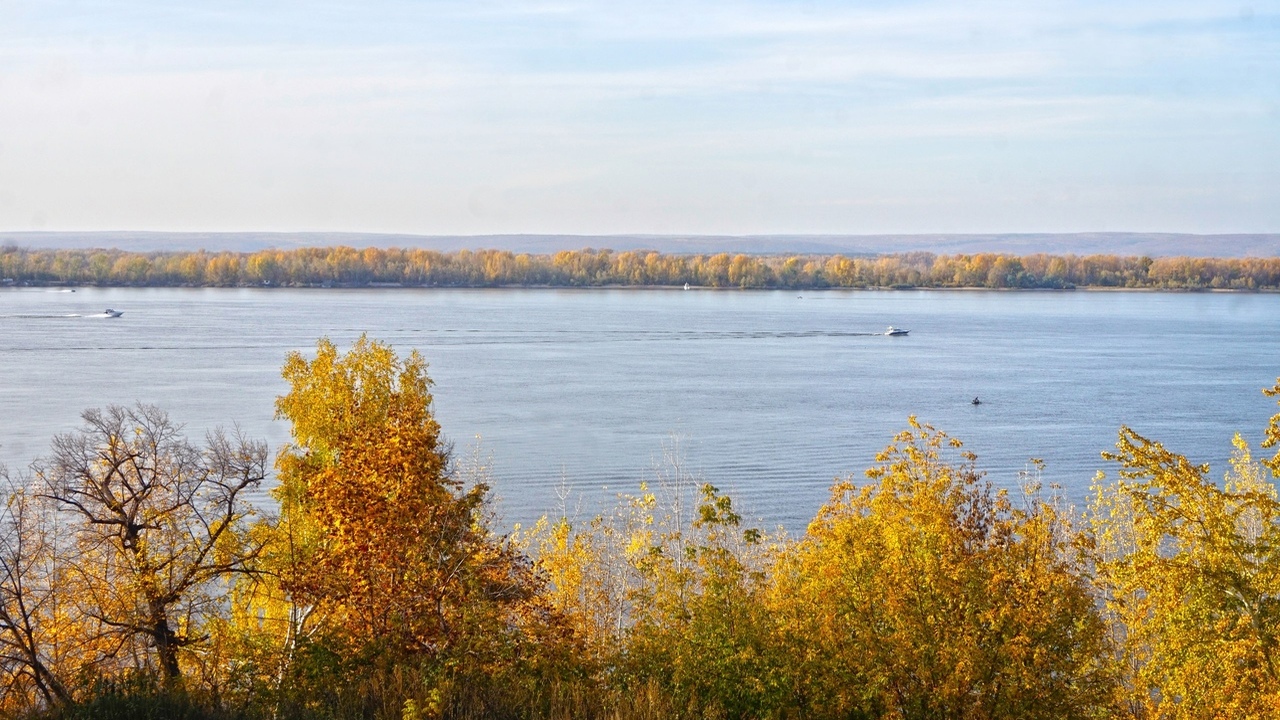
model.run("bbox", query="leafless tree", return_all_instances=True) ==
[34,404,268,686]
[0,474,70,711]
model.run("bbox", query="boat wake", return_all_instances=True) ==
[1,313,118,319]
[408,328,915,346]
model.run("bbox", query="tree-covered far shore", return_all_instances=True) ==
[3,245,1280,290]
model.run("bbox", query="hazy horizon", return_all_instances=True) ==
[4,230,1280,258]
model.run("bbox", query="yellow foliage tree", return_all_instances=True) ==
[0,484,73,713]
[526,457,781,718]
[27,404,267,690]
[1091,379,1280,719]
[621,482,783,718]
[264,336,547,714]
[773,418,1113,719]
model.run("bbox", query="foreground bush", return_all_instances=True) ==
[769,421,1113,719]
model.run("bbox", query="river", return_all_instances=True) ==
[2,286,1278,531]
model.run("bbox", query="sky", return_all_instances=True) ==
[1,0,1277,235]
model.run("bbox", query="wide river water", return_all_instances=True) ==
[2,287,1278,531]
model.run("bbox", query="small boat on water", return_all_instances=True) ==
[103,309,123,318]
[885,326,908,336]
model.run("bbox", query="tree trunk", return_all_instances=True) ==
[150,602,182,685]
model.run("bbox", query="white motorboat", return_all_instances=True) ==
[103,309,123,318]
[885,326,908,336]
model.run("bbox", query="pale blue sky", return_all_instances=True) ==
[2,0,1277,234]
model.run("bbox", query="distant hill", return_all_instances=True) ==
[2,231,1277,258]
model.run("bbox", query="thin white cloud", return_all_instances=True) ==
[0,0,1276,233]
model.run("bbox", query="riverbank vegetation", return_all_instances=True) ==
[4,245,1280,290]
[2,336,1280,719]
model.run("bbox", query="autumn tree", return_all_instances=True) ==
[6,245,1280,289]
[33,404,268,687]
[772,419,1113,719]
[526,447,782,719]
[266,336,548,715]
[621,483,783,718]
[0,479,71,713]
[1091,379,1280,718]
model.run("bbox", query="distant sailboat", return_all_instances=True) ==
[684,283,690,290]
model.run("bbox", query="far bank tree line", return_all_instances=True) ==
[4,245,1280,290]
[3,335,1280,719]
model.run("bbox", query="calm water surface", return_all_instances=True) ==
[2,287,1278,530]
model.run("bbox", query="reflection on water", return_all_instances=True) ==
[2,287,1278,531]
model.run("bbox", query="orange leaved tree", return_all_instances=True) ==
[266,336,543,714]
